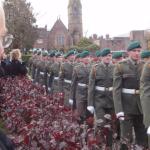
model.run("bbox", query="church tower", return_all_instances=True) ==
[68,0,83,45]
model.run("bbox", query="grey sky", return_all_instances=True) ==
[3,0,150,37]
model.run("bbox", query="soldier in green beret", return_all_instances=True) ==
[33,49,42,83]
[28,49,37,77]
[35,50,48,87]
[49,54,63,97]
[112,51,123,64]
[87,48,114,148]
[46,52,55,93]
[140,50,150,62]
[59,50,76,106]
[113,41,148,149]
[69,50,92,122]
[140,50,150,148]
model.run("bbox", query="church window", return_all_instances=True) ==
[57,35,65,46]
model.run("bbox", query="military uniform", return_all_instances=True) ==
[30,55,38,80]
[88,62,114,119]
[69,50,91,119]
[59,50,76,106]
[113,41,147,148]
[59,61,74,106]
[140,50,150,148]
[49,60,61,95]
[88,48,114,147]
[33,50,42,82]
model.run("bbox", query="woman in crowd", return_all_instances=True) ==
[9,49,27,76]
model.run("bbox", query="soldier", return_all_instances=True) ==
[113,41,148,149]
[28,49,37,75]
[49,52,63,98]
[59,50,76,106]
[140,50,150,63]
[140,50,150,148]
[32,49,41,82]
[46,51,55,93]
[37,50,49,87]
[112,51,123,64]
[87,48,114,148]
[69,50,91,122]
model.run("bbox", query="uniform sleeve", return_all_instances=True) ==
[87,66,96,106]
[58,63,64,93]
[113,64,123,114]
[140,63,150,127]
[69,67,77,109]
[140,63,150,98]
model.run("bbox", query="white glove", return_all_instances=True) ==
[147,126,150,135]
[69,99,73,105]
[87,106,95,114]
[116,112,125,120]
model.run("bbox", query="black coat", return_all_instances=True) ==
[1,59,11,76]
[9,60,27,76]
[0,65,5,77]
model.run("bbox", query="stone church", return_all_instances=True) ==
[34,0,83,50]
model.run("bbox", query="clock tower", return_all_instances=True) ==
[68,0,83,45]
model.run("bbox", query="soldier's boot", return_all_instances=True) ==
[106,130,113,150]
[120,144,128,150]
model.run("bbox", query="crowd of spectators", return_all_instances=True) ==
[0,49,27,78]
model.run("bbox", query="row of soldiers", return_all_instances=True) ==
[28,42,150,149]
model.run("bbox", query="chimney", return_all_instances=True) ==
[45,25,47,30]
[93,34,97,40]
[106,34,109,39]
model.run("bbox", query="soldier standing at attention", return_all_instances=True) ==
[46,51,55,93]
[69,50,91,122]
[140,50,150,148]
[33,49,42,83]
[87,48,114,149]
[28,49,37,75]
[112,51,123,64]
[113,41,148,149]
[49,52,63,97]
[59,50,76,107]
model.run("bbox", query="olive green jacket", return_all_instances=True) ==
[113,58,143,115]
[140,61,150,127]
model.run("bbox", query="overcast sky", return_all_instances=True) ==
[2,0,150,37]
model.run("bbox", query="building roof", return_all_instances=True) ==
[50,18,68,33]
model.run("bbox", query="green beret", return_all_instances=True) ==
[127,41,141,51]
[101,48,111,57]
[64,49,75,59]
[32,49,37,54]
[49,51,55,57]
[55,52,62,57]
[95,50,101,57]
[80,50,89,58]
[42,50,48,56]
[112,51,123,59]
[140,50,150,58]
[37,50,42,55]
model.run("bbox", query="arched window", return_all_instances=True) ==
[57,35,65,46]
